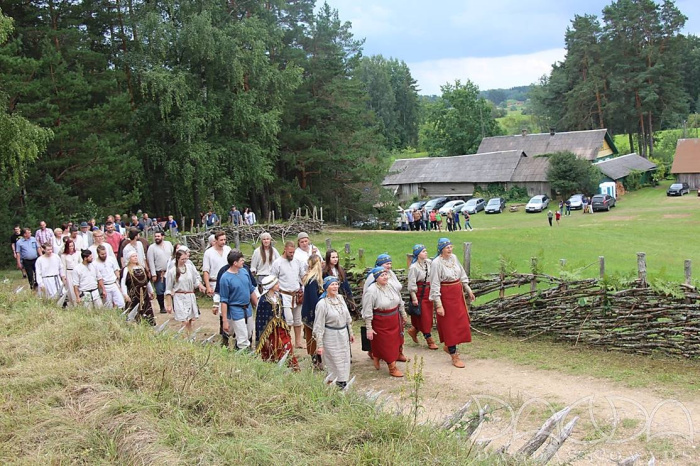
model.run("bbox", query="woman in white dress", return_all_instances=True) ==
[52,228,65,254]
[250,232,280,283]
[313,276,354,388]
[363,254,402,294]
[165,249,206,334]
[61,239,81,305]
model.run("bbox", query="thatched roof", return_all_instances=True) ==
[477,129,617,161]
[671,139,700,174]
[382,151,524,185]
[594,153,656,180]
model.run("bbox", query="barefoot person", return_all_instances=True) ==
[361,267,409,378]
[313,276,354,388]
[429,238,475,368]
[406,244,438,350]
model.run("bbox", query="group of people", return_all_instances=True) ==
[399,207,473,232]
[200,206,258,229]
[11,217,476,388]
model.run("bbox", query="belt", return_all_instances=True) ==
[104,281,116,286]
[373,305,399,317]
[280,289,298,296]
[82,288,98,293]
[175,290,194,294]
[45,275,59,278]
[209,278,217,283]
[325,324,348,330]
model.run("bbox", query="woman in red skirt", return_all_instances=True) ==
[428,238,476,368]
[406,244,438,350]
[361,267,409,377]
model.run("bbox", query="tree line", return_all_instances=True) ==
[0,0,424,229]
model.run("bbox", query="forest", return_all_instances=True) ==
[1,0,700,231]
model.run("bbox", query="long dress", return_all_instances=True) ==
[61,253,81,305]
[301,278,323,356]
[36,254,65,299]
[428,254,472,346]
[165,262,201,322]
[407,259,433,334]
[361,283,406,364]
[323,268,354,312]
[313,296,353,383]
[121,265,155,325]
[255,292,299,369]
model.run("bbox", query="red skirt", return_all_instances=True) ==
[370,306,403,364]
[259,324,299,369]
[410,282,434,335]
[436,280,472,346]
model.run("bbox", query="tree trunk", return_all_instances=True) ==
[628,132,635,154]
[648,111,654,157]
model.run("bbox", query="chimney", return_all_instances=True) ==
[549,127,556,136]
[521,129,528,137]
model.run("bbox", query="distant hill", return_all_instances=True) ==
[479,85,533,106]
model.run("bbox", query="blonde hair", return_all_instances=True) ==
[302,255,324,288]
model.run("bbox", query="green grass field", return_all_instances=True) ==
[306,180,699,283]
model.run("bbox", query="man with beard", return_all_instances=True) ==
[73,250,106,308]
[35,242,67,300]
[103,221,122,255]
[94,245,123,308]
[270,241,305,348]
[147,231,174,313]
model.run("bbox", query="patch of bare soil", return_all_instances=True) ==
[600,215,638,221]
[662,214,692,219]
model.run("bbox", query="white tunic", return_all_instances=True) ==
[62,253,81,304]
[94,256,120,285]
[36,254,65,298]
[165,263,202,322]
[250,246,280,277]
[122,241,146,269]
[428,254,469,305]
[313,296,353,382]
[73,262,102,292]
[361,283,407,327]
[147,241,174,274]
[89,243,116,261]
[202,245,231,283]
[270,256,304,292]
[408,259,432,300]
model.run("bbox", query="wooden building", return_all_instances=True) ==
[594,153,657,185]
[671,139,700,189]
[477,129,618,161]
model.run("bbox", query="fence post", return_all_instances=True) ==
[685,259,692,285]
[344,243,351,255]
[406,253,412,270]
[560,259,566,268]
[463,242,471,277]
[599,256,605,279]
[325,238,332,252]
[637,252,647,287]
[320,207,323,222]
[530,257,538,295]
[234,232,240,250]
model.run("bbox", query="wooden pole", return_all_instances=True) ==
[599,256,605,279]
[463,242,471,277]
[530,257,538,295]
[637,252,647,287]
[344,243,351,255]
[320,207,323,222]
[325,238,332,252]
[685,259,692,285]
[190,219,194,232]
[406,253,412,270]
[560,259,566,268]
[234,232,240,249]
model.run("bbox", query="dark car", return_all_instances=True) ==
[484,197,506,214]
[461,198,486,214]
[591,194,616,211]
[424,197,449,212]
[408,200,428,211]
[667,183,690,196]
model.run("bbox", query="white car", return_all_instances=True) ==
[525,195,550,213]
[438,200,465,215]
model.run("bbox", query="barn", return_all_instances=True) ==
[671,138,700,189]
[477,129,618,161]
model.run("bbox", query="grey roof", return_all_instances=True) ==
[477,129,614,161]
[511,156,550,182]
[593,153,656,180]
[382,151,524,185]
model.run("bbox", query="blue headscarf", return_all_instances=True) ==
[375,253,392,267]
[436,238,452,258]
[411,244,426,264]
[319,276,339,300]
[368,266,386,281]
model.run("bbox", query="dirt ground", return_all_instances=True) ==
[153,305,699,465]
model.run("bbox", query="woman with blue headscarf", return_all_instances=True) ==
[406,244,438,350]
[363,253,402,294]
[429,238,476,368]
[313,276,354,388]
[361,266,409,377]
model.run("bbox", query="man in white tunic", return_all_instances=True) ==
[73,250,106,308]
[94,245,123,308]
[293,232,322,273]
[270,240,305,348]
[203,231,232,346]
[147,231,174,314]
[35,242,67,300]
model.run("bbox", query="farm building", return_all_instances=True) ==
[382,151,550,201]
[593,153,657,186]
[671,138,700,189]
[477,129,618,161]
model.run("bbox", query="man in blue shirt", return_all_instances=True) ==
[15,228,40,289]
[219,250,258,350]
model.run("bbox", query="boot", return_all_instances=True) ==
[425,336,438,350]
[388,362,404,377]
[397,345,410,362]
[407,326,419,344]
[372,356,380,370]
[450,353,465,368]
[443,345,449,354]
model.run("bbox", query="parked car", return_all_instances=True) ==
[484,197,506,214]
[351,215,391,230]
[667,182,690,196]
[407,200,428,211]
[423,197,449,212]
[525,195,550,213]
[590,194,616,211]
[567,194,584,210]
[438,200,465,215]
[461,198,486,214]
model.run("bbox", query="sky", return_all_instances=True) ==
[320,0,700,95]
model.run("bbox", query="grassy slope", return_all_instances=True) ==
[0,289,500,465]
[315,180,700,282]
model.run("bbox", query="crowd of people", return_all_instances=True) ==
[10,215,475,388]
[398,206,474,232]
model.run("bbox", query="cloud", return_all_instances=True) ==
[408,48,566,95]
